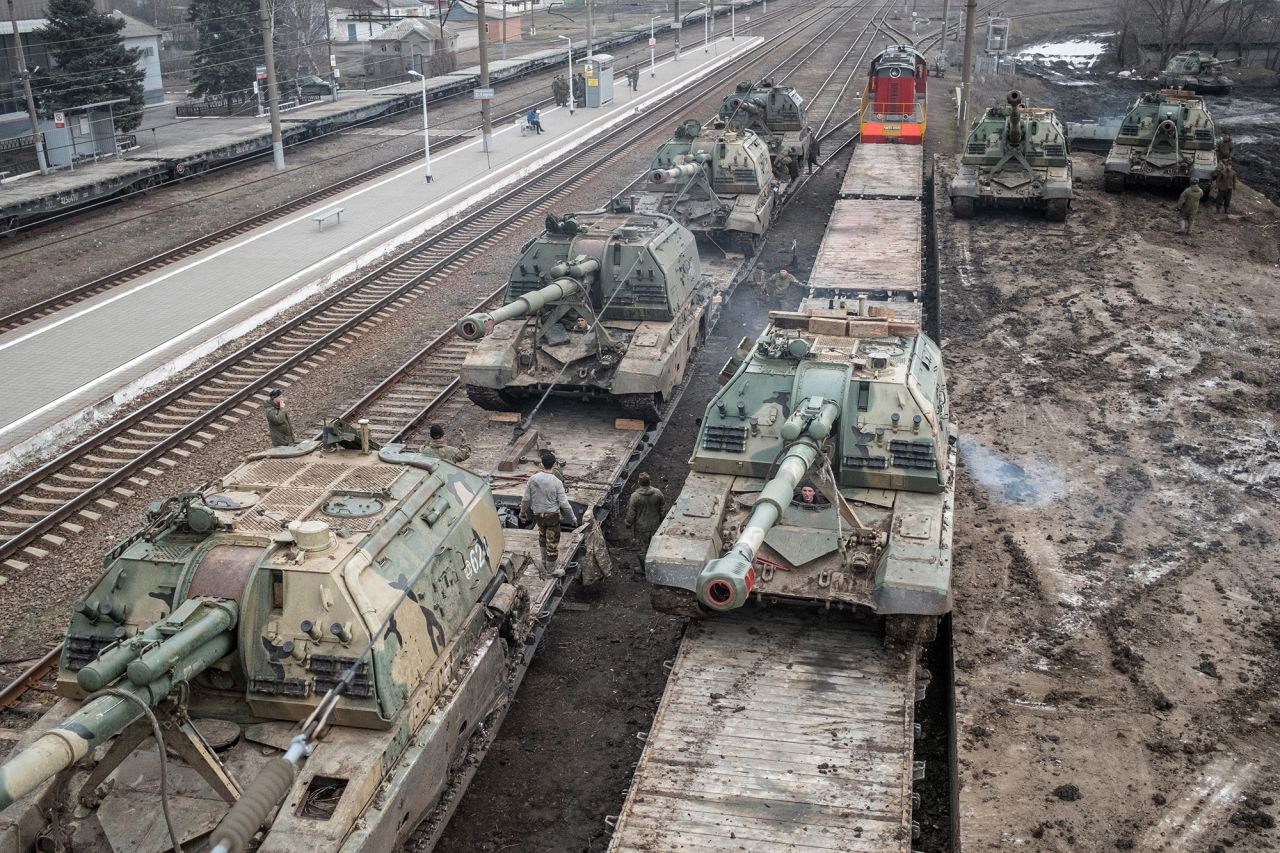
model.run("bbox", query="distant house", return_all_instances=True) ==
[366,18,460,76]
[114,13,165,105]
[334,0,441,44]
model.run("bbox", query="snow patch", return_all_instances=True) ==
[1015,37,1108,69]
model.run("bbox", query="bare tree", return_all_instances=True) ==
[275,0,331,75]
[1135,0,1219,65]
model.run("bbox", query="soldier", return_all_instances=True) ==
[782,153,800,181]
[519,451,578,577]
[1175,181,1203,234]
[265,388,295,447]
[806,132,820,174]
[1212,161,1236,214]
[1216,132,1234,163]
[551,75,566,107]
[798,485,817,505]
[422,423,471,464]
[625,472,665,564]
[628,65,640,92]
[766,267,801,299]
[574,72,587,105]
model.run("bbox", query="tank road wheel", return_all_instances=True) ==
[650,586,705,618]
[619,393,662,425]
[465,384,521,412]
[1045,198,1069,222]
[1104,171,1125,194]
[951,196,975,220]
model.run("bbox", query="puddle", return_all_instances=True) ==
[958,436,1067,507]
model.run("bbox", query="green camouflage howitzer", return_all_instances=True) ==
[1104,88,1218,193]
[949,90,1074,221]
[0,423,540,852]
[718,79,812,168]
[646,305,957,642]
[455,209,708,423]
[1159,51,1239,95]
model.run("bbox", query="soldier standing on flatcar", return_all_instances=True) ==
[265,388,295,447]
[520,451,578,577]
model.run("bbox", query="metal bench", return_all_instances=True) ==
[313,207,344,231]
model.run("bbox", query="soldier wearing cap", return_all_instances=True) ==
[265,388,295,447]
[422,423,471,464]
[625,472,666,564]
[1216,133,1234,163]
[520,451,577,577]
[765,268,801,299]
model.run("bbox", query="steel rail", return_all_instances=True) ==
[0,0,855,568]
[0,5,804,336]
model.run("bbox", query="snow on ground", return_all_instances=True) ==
[1015,36,1109,69]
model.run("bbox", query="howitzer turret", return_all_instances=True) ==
[949,90,1073,221]
[456,259,597,340]
[458,209,706,422]
[1104,89,1217,193]
[0,428,558,852]
[646,307,957,632]
[0,598,238,810]
[635,121,777,241]
[717,79,811,166]
[696,398,838,611]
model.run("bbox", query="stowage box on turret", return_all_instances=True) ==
[1104,89,1217,193]
[456,208,706,423]
[717,79,812,168]
[635,118,778,244]
[645,305,957,638]
[949,90,1074,221]
[1159,51,1238,95]
[0,425,542,852]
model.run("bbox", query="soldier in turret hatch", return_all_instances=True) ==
[265,388,295,447]
[422,423,471,463]
[625,472,665,566]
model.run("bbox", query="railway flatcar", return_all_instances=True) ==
[859,43,928,144]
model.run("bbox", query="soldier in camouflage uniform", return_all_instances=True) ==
[1175,182,1203,234]
[765,268,801,300]
[422,424,471,464]
[1216,133,1234,163]
[625,472,665,565]
[1212,161,1236,214]
[265,388,295,447]
[520,451,578,577]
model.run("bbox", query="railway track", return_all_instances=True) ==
[0,8,803,338]
[0,0,869,576]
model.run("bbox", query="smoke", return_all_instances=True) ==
[958,436,1066,507]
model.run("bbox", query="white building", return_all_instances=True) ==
[114,12,165,105]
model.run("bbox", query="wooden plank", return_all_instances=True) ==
[839,145,924,199]
[607,614,916,852]
[808,200,921,297]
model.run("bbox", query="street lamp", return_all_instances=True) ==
[558,35,575,115]
[406,70,432,182]
[649,15,661,77]
[730,1,735,39]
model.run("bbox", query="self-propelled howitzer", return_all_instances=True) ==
[0,425,542,852]
[634,118,778,245]
[1104,89,1217,193]
[717,79,811,168]
[647,307,957,638]
[456,209,707,423]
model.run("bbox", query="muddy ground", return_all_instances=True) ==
[938,131,1280,852]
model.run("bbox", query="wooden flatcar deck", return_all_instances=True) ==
[608,613,918,852]
[839,145,923,200]
[807,199,922,298]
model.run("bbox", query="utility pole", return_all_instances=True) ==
[258,0,286,170]
[7,0,48,174]
[673,0,681,61]
[940,0,950,53]
[586,0,593,59]
[477,0,493,154]
[958,0,977,126]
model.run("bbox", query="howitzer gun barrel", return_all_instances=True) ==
[0,599,238,810]
[1006,90,1024,147]
[650,152,711,184]
[696,438,822,611]
[729,97,765,116]
[455,259,599,341]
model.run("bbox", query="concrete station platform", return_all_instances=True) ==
[0,36,762,465]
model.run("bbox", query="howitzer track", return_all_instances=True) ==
[0,0,882,722]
